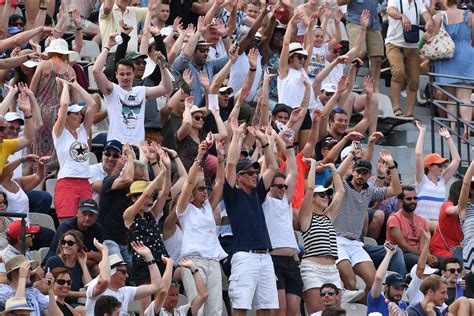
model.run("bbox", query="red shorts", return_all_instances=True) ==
[0,0,17,6]
[54,178,92,218]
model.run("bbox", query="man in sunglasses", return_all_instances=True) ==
[90,140,123,204]
[386,185,432,272]
[311,283,342,315]
[440,258,471,306]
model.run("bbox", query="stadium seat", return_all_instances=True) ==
[363,236,378,246]
[29,212,55,232]
[73,40,101,62]
[35,247,50,263]
[341,303,368,315]
[45,178,57,209]
[89,152,98,165]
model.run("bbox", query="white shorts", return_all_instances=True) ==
[228,251,279,310]
[336,236,372,267]
[300,259,342,292]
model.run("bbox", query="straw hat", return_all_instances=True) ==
[5,255,39,274]
[2,296,34,313]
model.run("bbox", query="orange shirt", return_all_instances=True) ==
[386,210,428,250]
[280,151,310,209]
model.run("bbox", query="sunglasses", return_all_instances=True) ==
[197,48,210,53]
[56,279,72,286]
[61,240,76,247]
[0,126,6,132]
[404,196,418,201]
[432,163,447,168]
[196,186,210,192]
[239,170,259,176]
[193,115,204,121]
[116,269,128,275]
[325,91,335,97]
[104,151,120,158]
[294,54,307,60]
[133,59,146,66]
[320,290,336,296]
[271,183,288,190]
[0,201,7,205]
[447,268,463,274]
[315,192,330,198]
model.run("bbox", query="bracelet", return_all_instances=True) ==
[261,143,269,148]
[191,268,199,275]
[39,6,47,10]
[388,165,396,170]
[104,47,110,51]
[150,161,158,166]
[377,175,385,180]
[24,115,33,119]
[146,259,157,266]
[249,68,256,72]
[286,145,294,149]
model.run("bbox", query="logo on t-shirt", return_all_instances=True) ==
[119,93,142,126]
[69,141,88,162]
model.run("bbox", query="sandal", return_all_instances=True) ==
[393,108,404,117]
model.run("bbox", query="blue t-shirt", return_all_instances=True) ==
[223,178,272,253]
[407,303,443,316]
[367,292,408,316]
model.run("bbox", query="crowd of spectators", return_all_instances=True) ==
[0,0,472,315]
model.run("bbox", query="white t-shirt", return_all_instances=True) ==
[144,302,191,316]
[91,95,109,139]
[163,225,183,266]
[322,62,344,86]
[89,163,107,203]
[86,285,137,316]
[228,52,262,103]
[385,0,427,48]
[9,148,26,179]
[105,84,147,145]
[53,125,91,180]
[278,68,322,109]
[208,40,227,61]
[0,180,29,218]
[308,44,329,79]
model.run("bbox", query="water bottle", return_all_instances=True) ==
[388,302,406,316]
[455,276,464,299]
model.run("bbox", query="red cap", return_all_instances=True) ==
[333,43,343,50]
[6,221,40,239]
[423,153,448,168]
[274,4,290,25]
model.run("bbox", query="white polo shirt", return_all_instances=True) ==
[385,0,427,48]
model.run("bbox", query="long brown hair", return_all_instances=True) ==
[56,230,85,259]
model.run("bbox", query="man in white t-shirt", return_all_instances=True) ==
[92,32,173,145]
[86,240,164,315]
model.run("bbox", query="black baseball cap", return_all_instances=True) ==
[236,158,260,173]
[385,273,407,287]
[78,199,99,214]
[353,159,372,172]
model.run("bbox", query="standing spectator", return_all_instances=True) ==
[52,78,95,223]
[368,243,409,315]
[433,0,474,140]
[386,185,432,271]
[93,33,172,145]
[414,122,460,230]
[407,275,448,316]
[385,0,432,117]
[223,119,279,314]
[459,161,474,271]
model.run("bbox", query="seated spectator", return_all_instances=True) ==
[0,220,43,284]
[309,283,342,316]
[430,180,463,262]
[43,199,105,274]
[459,161,474,271]
[367,243,409,315]
[176,139,227,314]
[439,258,466,305]
[94,295,122,316]
[145,258,208,316]
[44,230,92,304]
[52,77,95,223]
[0,255,47,314]
[386,185,431,271]
[46,267,82,316]
[414,123,460,230]
[0,191,10,250]
[407,275,448,316]
[1,296,35,316]
[85,241,163,315]
[90,140,123,204]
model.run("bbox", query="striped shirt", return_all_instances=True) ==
[462,203,474,270]
[415,174,446,220]
[302,213,338,259]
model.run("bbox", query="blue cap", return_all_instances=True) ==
[104,140,122,154]
[8,26,22,35]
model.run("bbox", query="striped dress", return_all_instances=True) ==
[415,174,446,221]
[462,203,474,270]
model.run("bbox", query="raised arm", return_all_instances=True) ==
[146,52,173,99]
[123,175,162,228]
[414,120,426,185]
[152,256,174,313]
[381,150,402,198]
[92,33,116,96]
[324,163,345,220]
[238,4,269,54]
[279,12,304,79]
[344,10,369,62]
[299,158,317,232]
[132,242,163,300]
[176,96,194,141]
[371,243,398,300]
[209,48,237,93]
[323,131,363,164]
[439,128,461,182]
[70,79,96,132]
[52,78,69,138]
[415,228,431,279]
[459,161,474,221]
[302,110,322,158]
[18,83,43,131]
[209,139,226,218]
[254,127,277,190]
[110,144,135,190]
[182,16,208,59]
[281,131,297,200]
[225,118,245,187]
[91,239,110,297]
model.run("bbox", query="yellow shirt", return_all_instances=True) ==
[0,139,19,173]
[99,3,147,53]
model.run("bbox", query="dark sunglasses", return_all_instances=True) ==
[447,268,463,274]
[315,192,330,198]
[404,196,418,201]
[104,151,120,159]
[56,279,72,286]
[271,184,288,190]
[0,126,6,132]
[197,48,210,53]
[61,240,76,246]
[239,170,259,176]
[320,290,336,296]
[0,201,7,205]
[196,186,210,192]
[193,115,204,121]
[294,54,307,60]
[133,59,146,66]
[325,91,335,97]
[14,22,24,27]
[116,269,128,275]
[432,163,447,168]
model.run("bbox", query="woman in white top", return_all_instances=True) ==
[414,120,460,231]
[52,78,95,223]
[175,138,227,315]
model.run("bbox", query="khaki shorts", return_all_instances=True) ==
[347,23,384,57]
[385,43,421,91]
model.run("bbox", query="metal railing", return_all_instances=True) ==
[427,72,473,171]
[0,212,28,255]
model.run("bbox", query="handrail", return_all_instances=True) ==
[426,72,473,168]
[0,212,28,255]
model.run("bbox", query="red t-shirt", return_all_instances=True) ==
[386,210,429,250]
[279,151,310,209]
[429,201,463,258]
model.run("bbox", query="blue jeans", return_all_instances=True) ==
[364,244,408,277]
[26,190,53,215]
[104,239,132,266]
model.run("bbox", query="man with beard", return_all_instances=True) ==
[368,243,408,315]
[386,185,430,272]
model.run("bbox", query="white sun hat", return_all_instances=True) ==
[45,38,79,62]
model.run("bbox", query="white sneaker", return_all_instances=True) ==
[341,289,365,303]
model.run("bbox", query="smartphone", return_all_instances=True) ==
[266,67,279,76]
[275,120,288,133]
[354,141,362,150]
[385,242,396,251]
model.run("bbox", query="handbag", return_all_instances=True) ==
[420,13,455,60]
[399,0,420,43]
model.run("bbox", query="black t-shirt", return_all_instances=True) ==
[57,301,73,316]
[97,175,130,245]
[315,133,350,164]
[407,303,442,316]
[42,218,105,265]
[167,0,199,27]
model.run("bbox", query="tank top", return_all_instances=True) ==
[1,180,30,218]
[415,174,446,220]
[302,213,338,259]
[277,68,321,109]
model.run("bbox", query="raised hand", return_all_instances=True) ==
[18,260,31,279]
[172,17,183,33]
[197,140,209,161]
[248,47,259,70]
[290,11,305,25]
[346,131,364,141]
[119,19,133,35]
[131,241,153,260]
[336,74,349,92]
[179,258,197,270]
[439,127,451,139]
[230,117,245,134]
[18,92,32,114]
[184,96,194,111]
[197,15,209,34]
[72,8,81,28]
[162,255,174,266]
[334,8,344,23]
[106,32,120,49]
[239,84,250,102]
[216,137,226,158]
[93,238,107,253]
[312,108,323,123]
[360,9,370,29]
[198,71,210,91]
[183,69,193,86]
[415,120,425,132]
[368,131,384,144]
[380,149,395,167]
[17,82,34,98]
[336,55,349,64]
[184,23,196,39]
[214,18,227,37]
[159,148,171,170]
[363,75,374,95]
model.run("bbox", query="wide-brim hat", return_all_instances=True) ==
[190,105,208,115]
[5,255,39,274]
[127,180,148,197]
[3,296,34,313]
[45,38,79,62]
[288,42,308,57]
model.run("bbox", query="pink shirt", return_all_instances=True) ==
[386,210,428,250]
